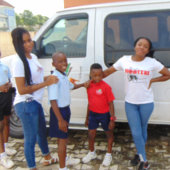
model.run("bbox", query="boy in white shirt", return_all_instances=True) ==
[48,52,85,170]
[0,52,16,169]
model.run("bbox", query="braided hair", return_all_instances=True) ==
[11,27,32,85]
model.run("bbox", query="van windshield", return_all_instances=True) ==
[104,10,170,67]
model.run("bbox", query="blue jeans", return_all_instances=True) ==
[125,102,154,162]
[15,100,49,169]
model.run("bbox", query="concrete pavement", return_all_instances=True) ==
[0,123,170,170]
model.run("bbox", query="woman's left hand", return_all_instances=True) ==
[45,75,58,86]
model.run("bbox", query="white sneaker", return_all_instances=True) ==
[0,155,14,169]
[82,151,97,163]
[5,147,17,156]
[102,153,112,166]
[66,156,80,166]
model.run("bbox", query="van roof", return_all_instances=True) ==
[58,0,170,13]
[34,0,170,41]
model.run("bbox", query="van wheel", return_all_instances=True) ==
[10,107,23,139]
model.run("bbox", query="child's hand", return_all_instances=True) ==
[84,80,91,88]
[7,82,12,89]
[0,82,9,92]
[58,119,68,132]
[108,120,115,130]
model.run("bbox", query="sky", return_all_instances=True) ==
[5,0,64,17]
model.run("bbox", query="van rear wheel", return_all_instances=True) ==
[10,107,23,139]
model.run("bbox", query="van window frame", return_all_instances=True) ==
[37,13,89,58]
[104,10,170,68]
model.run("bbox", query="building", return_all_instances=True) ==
[0,0,16,31]
[64,0,132,8]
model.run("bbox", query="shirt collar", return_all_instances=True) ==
[53,69,67,78]
[91,80,103,86]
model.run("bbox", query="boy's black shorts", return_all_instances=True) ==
[0,87,15,121]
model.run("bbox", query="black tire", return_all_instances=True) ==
[9,106,23,139]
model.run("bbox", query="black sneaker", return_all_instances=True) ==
[138,161,150,170]
[130,154,140,166]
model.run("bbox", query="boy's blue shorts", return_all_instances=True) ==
[49,106,71,139]
[88,111,110,131]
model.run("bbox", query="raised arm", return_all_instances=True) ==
[103,66,117,78]
[73,82,85,90]
[15,75,58,95]
[148,67,170,88]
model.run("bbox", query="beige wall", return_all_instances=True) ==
[64,0,132,8]
[0,32,35,58]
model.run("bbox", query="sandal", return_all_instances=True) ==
[43,157,58,166]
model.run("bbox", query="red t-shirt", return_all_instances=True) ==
[87,80,115,113]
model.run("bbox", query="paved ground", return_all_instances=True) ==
[0,123,170,170]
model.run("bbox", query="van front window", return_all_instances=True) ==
[40,14,88,58]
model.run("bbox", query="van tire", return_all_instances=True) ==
[10,107,24,139]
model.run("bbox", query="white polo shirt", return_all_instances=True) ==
[12,53,44,105]
[114,55,164,104]
[48,69,74,108]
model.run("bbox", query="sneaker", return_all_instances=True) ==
[5,147,17,156]
[0,155,14,169]
[131,154,140,166]
[66,156,80,166]
[82,151,97,163]
[138,161,150,170]
[102,153,112,166]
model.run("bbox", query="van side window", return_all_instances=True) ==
[40,14,88,58]
[104,11,170,67]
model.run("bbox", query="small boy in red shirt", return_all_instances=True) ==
[82,63,116,166]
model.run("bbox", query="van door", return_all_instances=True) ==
[34,9,95,126]
[95,5,170,124]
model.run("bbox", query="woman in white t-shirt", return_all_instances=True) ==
[103,37,170,170]
[11,27,58,170]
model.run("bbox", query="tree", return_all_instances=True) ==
[16,13,24,26]
[16,10,48,31]
[35,15,48,26]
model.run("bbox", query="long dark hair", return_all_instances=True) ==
[134,37,154,58]
[11,27,32,85]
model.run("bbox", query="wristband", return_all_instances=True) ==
[110,116,116,121]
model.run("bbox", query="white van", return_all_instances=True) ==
[2,0,170,138]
